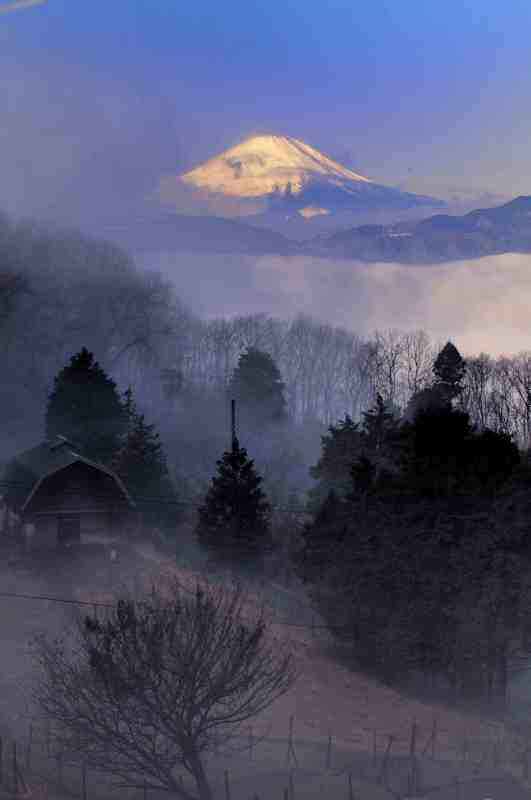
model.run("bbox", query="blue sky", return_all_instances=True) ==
[2,0,531,219]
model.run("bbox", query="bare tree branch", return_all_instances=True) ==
[30,576,298,800]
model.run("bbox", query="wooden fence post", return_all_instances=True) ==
[286,716,298,767]
[289,771,294,800]
[348,772,354,800]
[26,723,33,772]
[326,730,332,769]
[224,769,231,800]
[431,717,438,758]
[82,764,87,800]
[379,734,394,785]
[56,750,63,787]
[409,720,417,758]
[522,738,530,781]
[462,736,468,764]
[12,741,17,797]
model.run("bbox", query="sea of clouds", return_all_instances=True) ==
[143,250,531,359]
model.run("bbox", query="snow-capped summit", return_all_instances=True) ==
[180,134,372,198]
[158,133,444,226]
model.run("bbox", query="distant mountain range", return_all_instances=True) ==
[315,195,531,263]
[96,195,531,264]
[88,212,297,256]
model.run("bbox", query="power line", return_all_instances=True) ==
[0,590,113,609]
[0,584,339,631]
[0,478,311,516]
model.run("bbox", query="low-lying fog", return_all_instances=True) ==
[144,250,531,360]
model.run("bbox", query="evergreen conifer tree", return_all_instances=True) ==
[45,347,127,464]
[295,489,348,584]
[229,347,287,430]
[432,341,467,402]
[360,394,396,452]
[307,414,362,511]
[112,386,179,532]
[195,435,271,573]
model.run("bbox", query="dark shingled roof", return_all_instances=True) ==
[9,436,135,510]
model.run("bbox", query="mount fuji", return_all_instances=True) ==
[158,134,445,231]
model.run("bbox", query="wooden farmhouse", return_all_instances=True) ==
[4,435,137,550]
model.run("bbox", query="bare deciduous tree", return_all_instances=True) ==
[31,577,298,800]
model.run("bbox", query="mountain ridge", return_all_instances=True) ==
[75,194,531,262]
[314,194,531,263]
[159,134,444,220]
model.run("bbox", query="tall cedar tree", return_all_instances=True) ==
[356,394,403,495]
[404,343,467,423]
[229,347,287,431]
[432,341,467,402]
[196,436,271,572]
[307,415,361,511]
[112,387,179,532]
[46,347,127,464]
[295,489,349,584]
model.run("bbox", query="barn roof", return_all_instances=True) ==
[12,436,135,511]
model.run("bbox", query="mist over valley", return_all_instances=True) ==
[4,3,531,799]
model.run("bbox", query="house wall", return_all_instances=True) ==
[29,515,57,550]
[79,511,131,542]
[25,510,140,551]
[23,461,135,551]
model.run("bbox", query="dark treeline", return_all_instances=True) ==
[2,215,531,481]
[295,346,531,705]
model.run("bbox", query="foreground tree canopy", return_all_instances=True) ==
[296,342,528,702]
[31,578,297,800]
[45,347,127,464]
[111,386,180,532]
[229,347,287,431]
[195,435,272,573]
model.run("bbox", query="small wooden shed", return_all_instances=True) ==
[8,436,137,550]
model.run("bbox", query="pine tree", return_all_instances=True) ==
[307,414,362,511]
[195,436,271,573]
[229,347,287,431]
[295,489,348,584]
[45,347,127,464]
[357,394,402,495]
[432,341,467,402]
[112,386,179,532]
[360,394,396,452]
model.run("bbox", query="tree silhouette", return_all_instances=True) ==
[195,436,272,573]
[32,578,297,800]
[112,386,179,532]
[433,340,467,402]
[45,347,127,464]
[229,347,287,431]
[307,414,362,511]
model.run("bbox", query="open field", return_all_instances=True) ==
[1,536,531,799]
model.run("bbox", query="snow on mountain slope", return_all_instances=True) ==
[180,134,372,198]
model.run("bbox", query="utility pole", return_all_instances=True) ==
[231,398,237,450]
